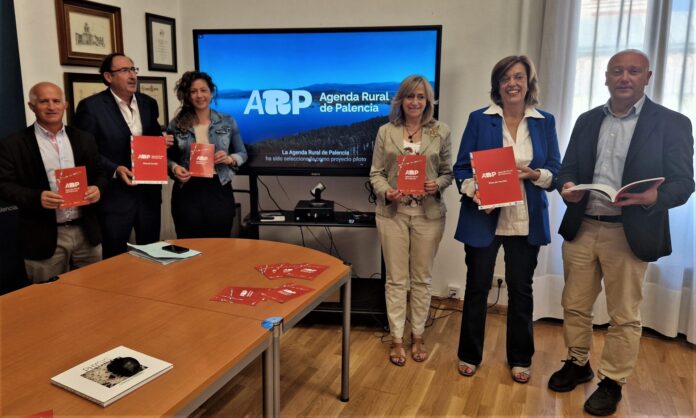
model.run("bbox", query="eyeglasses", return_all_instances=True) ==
[109,67,139,75]
[499,74,527,85]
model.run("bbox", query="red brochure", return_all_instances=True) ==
[54,166,89,208]
[470,146,523,210]
[210,286,267,306]
[23,410,53,418]
[285,263,329,280]
[189,143,215,178]
[397,154,427,195]
[131,136,168,184]
[262,283,314,303]
[255,263,293,279]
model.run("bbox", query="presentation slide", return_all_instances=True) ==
[196,28,440,174]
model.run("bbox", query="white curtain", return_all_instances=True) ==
[532,0,696,343]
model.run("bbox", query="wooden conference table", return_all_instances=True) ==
[1,238,352,417]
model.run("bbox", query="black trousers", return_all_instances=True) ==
[100,187,161,259]
[171,177,235,239]
[458,235,539,367]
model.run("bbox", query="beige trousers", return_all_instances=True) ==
[561,218,648,383]
[376,212,445,339]
[24,225,102,283]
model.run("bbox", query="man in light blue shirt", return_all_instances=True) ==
[550,50,694,416]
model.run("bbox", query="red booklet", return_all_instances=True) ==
[189,143,215,178]
[285,263,329,280]
[470,147,523,210]
[210,286,267,306]
[255,263,293,279]
[23,410,53,418]
[262,283,314,303]
[54,166,89,208]
[397,154,426,194]
[131,136,168,184]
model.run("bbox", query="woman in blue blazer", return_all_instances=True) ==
[453,56,560,383]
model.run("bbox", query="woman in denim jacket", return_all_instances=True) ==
[167,71,247,238]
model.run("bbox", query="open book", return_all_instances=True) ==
[567,177,665,202]
[51,346,173,407]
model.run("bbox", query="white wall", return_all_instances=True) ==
[14,0,546,297]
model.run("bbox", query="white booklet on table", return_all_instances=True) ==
[51,346,173,407]
[127,241,201,265]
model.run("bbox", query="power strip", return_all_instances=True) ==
[260,214,285,222]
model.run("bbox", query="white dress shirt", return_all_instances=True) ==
[461,105,553,236]
[34,122,80,223]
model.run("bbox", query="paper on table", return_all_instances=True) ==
[127,241,200,259]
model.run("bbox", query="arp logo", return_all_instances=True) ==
[196,156,209,161]
[137,154,151,160]
[244,90,312,115]
[481,171,497,179]
[405,169,420,176]
[65,181,80,188]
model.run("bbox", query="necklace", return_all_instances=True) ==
[404,125,421,142]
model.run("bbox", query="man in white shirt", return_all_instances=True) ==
[74,53,170,258]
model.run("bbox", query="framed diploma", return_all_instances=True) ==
[145,13,177,72]
[55,0,123,67]
[64,72,105,124]
[137,76,169,130]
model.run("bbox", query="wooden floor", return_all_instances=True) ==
[192,300,695,417]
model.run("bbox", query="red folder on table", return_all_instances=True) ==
[131,136,168,184]
[470,146,523,210]
[54,166,89,208]
[397,154,426,194]
[189,143,215,178]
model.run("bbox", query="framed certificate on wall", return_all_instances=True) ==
[145,13,177,72]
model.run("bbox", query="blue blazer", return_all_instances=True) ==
[453,107,561,247]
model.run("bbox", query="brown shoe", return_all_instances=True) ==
[389,341,406,367]
[411,334,428,362]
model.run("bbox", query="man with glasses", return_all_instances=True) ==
[74,53,170,258]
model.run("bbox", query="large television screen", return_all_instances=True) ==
[193,26,441,176]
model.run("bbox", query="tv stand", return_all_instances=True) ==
[246,174,386,325]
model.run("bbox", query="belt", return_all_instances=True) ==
[584,214,622,223]
[57,218,83,227]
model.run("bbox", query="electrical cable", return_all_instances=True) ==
[365,180,377,204]
[274,176,293,207]
[256,177,283,211]
[486,279,503,310]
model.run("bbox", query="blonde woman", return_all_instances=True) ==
[370,75,453,366]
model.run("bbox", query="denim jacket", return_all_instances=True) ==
[167,109,248,185]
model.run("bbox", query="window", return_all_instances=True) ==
[573,0,695,125]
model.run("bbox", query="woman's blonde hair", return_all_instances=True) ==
[389,75,437,126]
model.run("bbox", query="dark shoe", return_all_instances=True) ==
[584,378,622,416]
[548,357,594,392]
